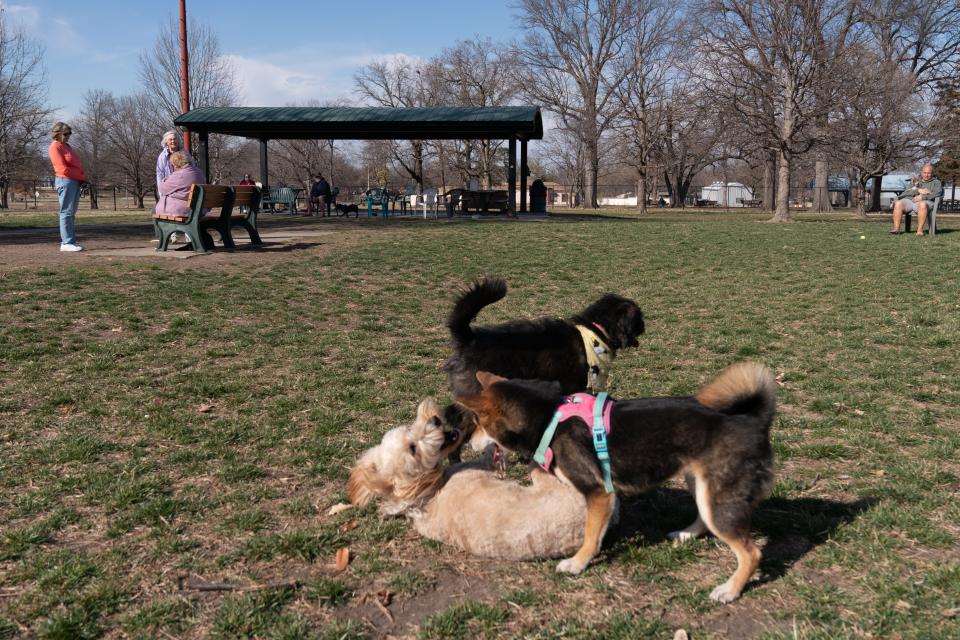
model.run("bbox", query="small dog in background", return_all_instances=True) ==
[335,203,359,217]
[445,277,645,398]
[453,361,776,602]
[347,398,591,560]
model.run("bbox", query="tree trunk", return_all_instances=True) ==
[584,139,599,209]
[0,179,8,209]
[90,185,99,210]
[869,174,883,211]
[771,89,795,222]
[636,171,647,214]
[763,151,776,213]
[772,148,793,221]
[854,172,869,220]
[813,158,833,212]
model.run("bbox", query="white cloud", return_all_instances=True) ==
[225,48,410,106]
[0,3,40,28]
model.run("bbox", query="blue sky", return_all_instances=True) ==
[2,1,520,118]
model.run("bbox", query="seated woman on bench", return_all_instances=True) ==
[156,152,204,217]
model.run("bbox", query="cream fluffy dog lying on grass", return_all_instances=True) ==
[348,398,589,560]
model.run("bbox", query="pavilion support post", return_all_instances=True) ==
[199,132,210,183]
[259,139,269,192]
[508,138,517,214]
[520,139,528,213]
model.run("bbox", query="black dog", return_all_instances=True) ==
[444,277,645,398]
[456,362,776,603]
[335,203,359,217]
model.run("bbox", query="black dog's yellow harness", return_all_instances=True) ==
[576,323,612,392]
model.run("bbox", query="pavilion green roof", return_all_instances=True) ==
[173,106,543,141]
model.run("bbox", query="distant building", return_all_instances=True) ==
[700,182,754,207]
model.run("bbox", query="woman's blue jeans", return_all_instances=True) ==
[55,177,81,245]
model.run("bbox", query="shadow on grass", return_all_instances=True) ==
[605,488,874,588]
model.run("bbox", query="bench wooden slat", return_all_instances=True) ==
[233,185,259,206]
[189,184,229,208]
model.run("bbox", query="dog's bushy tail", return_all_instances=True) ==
[447,277,508,347]
[695,361,776,427]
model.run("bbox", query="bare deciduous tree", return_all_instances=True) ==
[697,0,858,221]
[515,0,636,208]
[104,94,156,209]
[0,11,51,208]
[355,57,437,192]
[613,0,676,213]
[859,0,960,210]
[434,37,518,188]
[138,16,238,120]
[74,89,113,209]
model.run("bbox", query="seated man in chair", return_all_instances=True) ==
[891,164,943,236]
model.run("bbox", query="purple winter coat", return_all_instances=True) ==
[155,165,205,216]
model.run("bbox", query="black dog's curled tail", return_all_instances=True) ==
[447,277,508,347]
[695,362,776,427]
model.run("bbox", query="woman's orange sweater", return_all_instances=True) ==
[48,141,87,182]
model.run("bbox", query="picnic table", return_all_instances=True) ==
[445,189,510,214]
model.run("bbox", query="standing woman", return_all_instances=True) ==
[48,122,87,252]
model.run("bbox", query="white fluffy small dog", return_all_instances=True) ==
[348,398,589,560]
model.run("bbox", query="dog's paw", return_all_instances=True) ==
[667,530,699,544]
[556,557,587,574]
[709,581,741,603]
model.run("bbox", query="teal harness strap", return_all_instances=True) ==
[533,408,564,469]
[592,392,615,493]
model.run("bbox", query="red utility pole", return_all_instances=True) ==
[179,0,191,153]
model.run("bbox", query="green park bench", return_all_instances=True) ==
[153,184,263,253]
[261,186,299,213]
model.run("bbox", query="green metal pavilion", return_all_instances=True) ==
[173,106,544,213]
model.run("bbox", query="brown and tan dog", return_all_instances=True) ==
[347,398,592,560]
[450,361,776,602]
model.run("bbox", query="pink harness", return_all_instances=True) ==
[535,393,613,473]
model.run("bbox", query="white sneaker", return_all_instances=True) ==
[60,243,83,252]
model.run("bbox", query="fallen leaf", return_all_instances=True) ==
[673,630,689,640]
[874,469,887,477]
[198,403,214,413]
[110,327,123,332]
[942,608,960,618]
[775,372,786,386]
[339,521,359,533]
[377,589,393,607]
[853,409,865,416]
[57,403,74,415]
[327,503,353,516]
[335,547,351,571]
[894,599,912,612]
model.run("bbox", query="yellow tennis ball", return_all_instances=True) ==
[860,235,866,239]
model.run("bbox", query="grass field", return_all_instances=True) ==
[1,212,958,638]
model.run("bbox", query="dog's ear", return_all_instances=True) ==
[347,460,391,507]
[416,397,441,426]
[476,371,506,389]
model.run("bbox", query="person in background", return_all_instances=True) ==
[890,163,943,236]
[239,173,256,186]
[48,122,87,252]
[156,130,196,243]
[156,151,205,217]
[309,173,332,216]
